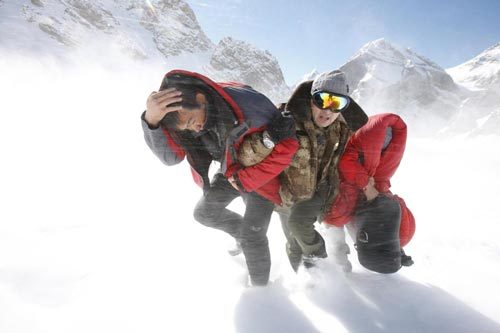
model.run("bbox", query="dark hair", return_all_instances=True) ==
[160,84,205,131]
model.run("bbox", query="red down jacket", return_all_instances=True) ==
[324,113,415,247]
[154,70,299,205]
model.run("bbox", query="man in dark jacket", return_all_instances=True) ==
[141,70,298,286]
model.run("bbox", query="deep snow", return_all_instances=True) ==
[1,53,500,333]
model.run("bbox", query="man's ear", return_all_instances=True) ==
[195,92,207,105]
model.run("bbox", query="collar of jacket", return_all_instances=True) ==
[285,80,314,122]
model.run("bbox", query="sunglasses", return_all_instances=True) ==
[312,91,350,112]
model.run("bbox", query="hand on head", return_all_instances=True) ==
[144,88,182,127]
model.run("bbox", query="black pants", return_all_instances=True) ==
[193,173,275,285]
[193,173,242,239]
[280,191,327,271]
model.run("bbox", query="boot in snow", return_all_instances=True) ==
[334,243,353,273]
[228,239,243,256]
[401,249,414,267]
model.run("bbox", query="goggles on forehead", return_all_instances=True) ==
[312,91,350,112]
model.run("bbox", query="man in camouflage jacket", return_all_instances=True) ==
[239,70,368,271]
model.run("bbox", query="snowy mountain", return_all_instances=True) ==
[446,43,500,135]
[288,69,320,92]
[447,42,500,91]
[300,69,320,83]
[2,55,500,331]
[2,1,498,134]
[0,0,288,102]
[339,39,463,134]
[0,0,213,60]
[205,37,290,103]
[2,4,500,332]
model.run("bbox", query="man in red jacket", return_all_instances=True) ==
[142,70,298,285]
[324,113,416,273]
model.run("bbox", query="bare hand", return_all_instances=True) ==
[144,88,183,127]
[363,177,379,201]
[228,176,240,191]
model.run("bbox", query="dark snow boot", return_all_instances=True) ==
[302,250,327,270]
[334,243,353,273]
[401,249,414,267]
[228,239,243,256]
[302,255,319,269]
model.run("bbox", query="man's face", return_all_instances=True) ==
[176,92,207,133]
[310,100,340,128]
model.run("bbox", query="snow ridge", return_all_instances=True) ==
[0,0,289,102]
[206,37,290,103]
[340,39,461,135]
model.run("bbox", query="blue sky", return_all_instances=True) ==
[186,0,500,84]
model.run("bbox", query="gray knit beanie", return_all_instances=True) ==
[311,70,350,96]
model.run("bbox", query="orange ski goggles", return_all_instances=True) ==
[312,91,350,112]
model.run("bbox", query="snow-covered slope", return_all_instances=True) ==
[2,2,500,330]
[447,42,500,91]
[446,43,500,135]
[288,69,320,92]
[1,57,500,333]
[340,39,463,135]
[294,39,500,136]
[300,69,320,83]
[0,0,213,60]
[0,0,289,102]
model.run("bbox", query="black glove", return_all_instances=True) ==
[266,110,296,143]
[401,249,414,267]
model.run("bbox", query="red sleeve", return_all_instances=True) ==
[339,115,386,189]
[235,137,299,192]
[373,117,407,192]
[339,137,370,189]
[323,182,360,226]
[190,167,204,189]
[394,195,415,247]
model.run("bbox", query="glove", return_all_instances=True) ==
[266,110,296,143]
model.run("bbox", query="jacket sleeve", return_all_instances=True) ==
[323,182,360,227]
[234,137,299,192]
[338,137,370,189]
[141,111,186,166]
[373,117,407,192]
[394,195,416,247]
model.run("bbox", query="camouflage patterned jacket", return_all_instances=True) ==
[238,80,368,218]
[278,81,350,218]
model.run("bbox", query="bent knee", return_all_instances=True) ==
[193,204,215,226]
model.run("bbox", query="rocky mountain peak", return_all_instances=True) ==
[447,41,500,91]
[207,37,290,103]
[300,69,320,82]
[445,41,500,135]
[453,41,500,70]
[340,38,461,134]
[1,0,290,102]
[1,0,213,59]
[135,0,214,57]
[351,38,442,73]
[210,37,277,70]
